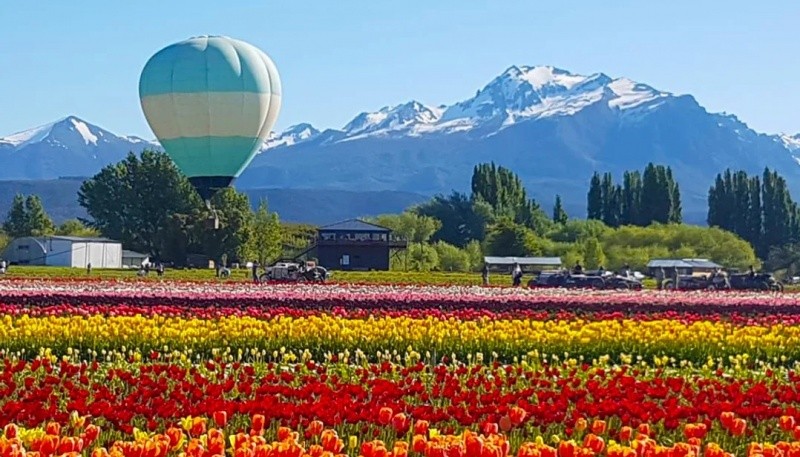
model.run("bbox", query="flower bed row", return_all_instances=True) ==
[0,280,795,315]
[4,413,791,457]
[1,360,800,456]
[1,312,799,362]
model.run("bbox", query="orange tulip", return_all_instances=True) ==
[558,440,578,457]
[730,418,747,437]
[190,417,207,437]
[3,424,17,440]
[591,420,606,435]
[780,416,795,432]
[637,424,651,437]
[412,435,427,454]
[45,422,60,436]
[483,423,499,435]
[583,434,605,454]
[720,412,736,429]
[619,426,633,442]
[307,420,324,437]
[212,411,228,428]
[165,427,184,450]
[321,430,344,453]
[378,408,393,426]
[277,427,293,442]
[252,415,266,434]
[392,441,409,457]
[510,407,527,426]
[413,420,429,436]
[575,419,588,432]
[391,413,409,434]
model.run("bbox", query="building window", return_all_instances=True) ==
[341,255,350,266]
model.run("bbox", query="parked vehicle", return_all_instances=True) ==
[662,274,729,291]
[728,273,783,292]
[528,271,606,289]
[259,260,329,283]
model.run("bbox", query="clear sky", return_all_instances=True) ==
[1,0,798,138]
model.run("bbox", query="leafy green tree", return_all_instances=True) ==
[406,243,439,271]
[56,219,100,237]
[552,195,568,225]
[583,237,606,269]
[245,200,282,266]
[464,239,484,271]
[434,241,471,272]
[3,194,29,238]
[197,188,254,264]
[483,218,536,257]
[78,150,200,261]
[413,192,488,247]
[620,171,642,226]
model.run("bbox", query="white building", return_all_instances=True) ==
[2,236,123,268]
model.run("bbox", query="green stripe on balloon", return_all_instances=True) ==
[159,136,264,178]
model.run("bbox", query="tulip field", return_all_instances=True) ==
[1,279,800,457]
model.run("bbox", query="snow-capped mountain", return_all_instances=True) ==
[260,65,674,147]
[781,133,800,151]
[0,116,159,179]
[263,123,321,149]
[3,65,799,224]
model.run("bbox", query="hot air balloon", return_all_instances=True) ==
[138,35,281,205]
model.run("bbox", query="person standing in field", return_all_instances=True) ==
[482,263,490,286]
[655,267,665,290]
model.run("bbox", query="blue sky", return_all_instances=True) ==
[1,0,798,138]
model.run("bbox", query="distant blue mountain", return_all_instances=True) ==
[2,65,800,223]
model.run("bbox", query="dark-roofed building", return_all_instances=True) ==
[484,256,562,273]
[646,258,722,277]
[1,236,122,268]
[312,219,407,271]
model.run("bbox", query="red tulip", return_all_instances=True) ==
[213,411,228,428]
[378,407,393,426]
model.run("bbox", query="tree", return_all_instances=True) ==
[56,219,99,237]
[197,188,254,264]
[2,194,54,238]
[582,237,606,269]
[620,171,642,226]
[245,199,282,267]
[433,241,471,272]
[483,218,536,257]
[587,172,602,220]
[25,195,55,236]
[3,194,29,238]
[414,192,489,247]
[471,162,550,233]
[78,150,200,261]
[552,195,568,224]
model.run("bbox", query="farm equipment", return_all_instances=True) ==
[259,260,330,283]
[728,273,783,292]
[662,274,729,291]
[528,271,606,289]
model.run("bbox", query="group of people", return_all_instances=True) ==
[137,261,165,277]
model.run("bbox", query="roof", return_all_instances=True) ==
[43,235,118,243]
[122,250,148,258]
[484,256,562,266]
[647,258,722,269]
[318,219,391,232]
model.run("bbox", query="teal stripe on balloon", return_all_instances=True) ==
[159,136,264,178]
[139,36,280,97]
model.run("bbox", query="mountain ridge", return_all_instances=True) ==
[1,65,799,223]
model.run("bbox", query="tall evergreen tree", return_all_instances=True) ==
[471,162,548,233]
[2,194,29,238]
[620,171,642,226]
[587,172,602,220]
[24,195,55,236]
[553,195,568,224]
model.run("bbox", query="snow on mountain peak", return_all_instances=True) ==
[263,123,321,149]
[342,101,442,137]
[1,115,102,148]
[780,133,800,151]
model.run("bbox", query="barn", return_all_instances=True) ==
[1,236,123,268]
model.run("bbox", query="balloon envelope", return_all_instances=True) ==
[138,35,281,200]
